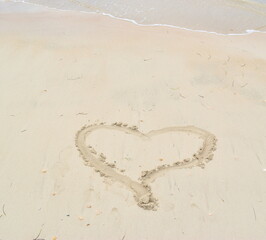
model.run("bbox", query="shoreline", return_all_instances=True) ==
[2,0,266,36]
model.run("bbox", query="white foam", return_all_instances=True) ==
[2,0,266,36]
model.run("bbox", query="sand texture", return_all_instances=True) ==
[75,123,217,210]
[0,10,266,240]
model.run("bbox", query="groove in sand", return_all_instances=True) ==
[75,122,217,210]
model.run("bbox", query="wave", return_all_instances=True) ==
[2,0,266,35]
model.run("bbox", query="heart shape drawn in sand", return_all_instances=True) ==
[75,122,217,210]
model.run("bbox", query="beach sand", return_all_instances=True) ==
[0,10,266,240]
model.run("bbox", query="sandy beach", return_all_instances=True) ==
[0,7,266,240]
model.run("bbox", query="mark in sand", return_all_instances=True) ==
[0,204,6,218]
[75,122,217,210]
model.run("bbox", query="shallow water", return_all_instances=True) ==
[2,0,266,34]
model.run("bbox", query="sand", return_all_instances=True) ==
[76,123,217,210]
[0,9,266,240]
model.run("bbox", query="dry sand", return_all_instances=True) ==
[0,9,266,240]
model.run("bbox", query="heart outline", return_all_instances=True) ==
[75,122,217,210]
